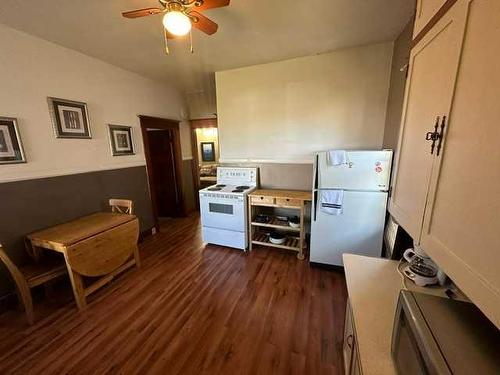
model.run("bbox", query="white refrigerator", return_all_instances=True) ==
[310,150,393,266]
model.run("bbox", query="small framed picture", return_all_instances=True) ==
[0,117,26,164]
[108,124,135,156]
[48,97,91,139]
[201,142,216,162]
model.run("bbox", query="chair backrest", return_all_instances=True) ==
[0,244,27,289]
[109,199,133,215]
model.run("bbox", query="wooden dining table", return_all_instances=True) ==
[27,212,140,311]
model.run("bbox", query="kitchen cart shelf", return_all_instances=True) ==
[248,189,312,260]
[251,217,301,232]
[252,232,300,251]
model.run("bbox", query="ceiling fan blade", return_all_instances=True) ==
[122,7,163,19]
[189,11,218,35]
[194,0,230,11]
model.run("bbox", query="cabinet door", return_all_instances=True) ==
[389,0,469,239]
[343,300,355,375]
[351,345,362,375]
[413,0,447,37]
[420,0,500,328]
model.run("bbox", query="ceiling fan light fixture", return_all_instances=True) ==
[162,11,192,36]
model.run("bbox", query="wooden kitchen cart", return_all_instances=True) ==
[248,189,312,260]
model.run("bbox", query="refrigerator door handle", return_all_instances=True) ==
[313,190,318,221]
[314,154,319,190]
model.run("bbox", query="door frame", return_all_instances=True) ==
[190,118,218,209]
[139,115,187,231]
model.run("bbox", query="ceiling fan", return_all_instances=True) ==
[122,0,230,53]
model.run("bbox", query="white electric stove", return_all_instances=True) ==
[199,167,258,250]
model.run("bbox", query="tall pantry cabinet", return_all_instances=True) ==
[413,0,447,36]
[389,0,500,328]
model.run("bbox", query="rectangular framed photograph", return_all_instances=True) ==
[108,124,135,156]
[48,97,91,139]
[201,142,216,162]
[0,117,26,164]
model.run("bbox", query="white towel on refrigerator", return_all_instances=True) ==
[320,190,344,215]
[327,150,348,166]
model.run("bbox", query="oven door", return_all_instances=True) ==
[200,193,246,232]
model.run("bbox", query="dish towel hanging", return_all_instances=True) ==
[320,190,344,215]
[327,150,348,166]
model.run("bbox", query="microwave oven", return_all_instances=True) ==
[391,290,499,375]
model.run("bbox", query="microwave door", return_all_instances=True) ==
[392,292,452,375]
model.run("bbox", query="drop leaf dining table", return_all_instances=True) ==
[26,212,141,311]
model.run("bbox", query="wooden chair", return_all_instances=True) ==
[0,244,67,325]
[109,199,133,215]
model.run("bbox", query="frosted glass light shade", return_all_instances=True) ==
[163,11,192,36]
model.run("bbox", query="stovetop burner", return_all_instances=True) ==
[236,186,250,190]
[208,187,222,191]
[216,184,226,188]
[232,189,244,193]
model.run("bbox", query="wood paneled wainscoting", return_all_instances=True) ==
[0,214,347,374]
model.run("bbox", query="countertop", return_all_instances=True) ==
[249,189,312,201]
[343,254,456,375]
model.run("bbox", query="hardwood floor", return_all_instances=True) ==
[0,214,347,374]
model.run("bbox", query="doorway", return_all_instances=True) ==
[140,116,186,230]
[190,118,219,208]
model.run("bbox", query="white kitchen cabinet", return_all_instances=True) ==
[343,299,355,374]
[420,0,500,328]
[350,344,361,375]
[391,0,500,328]
[389,0,469,239]
[343,299,363,375]
[413,0,447,37]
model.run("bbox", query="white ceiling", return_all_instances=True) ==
[0,0,415,95]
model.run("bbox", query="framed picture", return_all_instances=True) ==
[48,97,91,138]
[201,142,216,162]
[108,124,135,156]
[0,117,26,164]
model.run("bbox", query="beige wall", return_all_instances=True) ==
[216,42,394,164]
[196,128,219,165]
[187,91,217,120]
[0,23,191,183]
[383,19,414,150]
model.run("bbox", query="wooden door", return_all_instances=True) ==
[388,0,469,239]
[146,129,180,217]
[420,0,500,328]
[413,0,448,37]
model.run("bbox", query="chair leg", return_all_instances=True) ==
[16,285,34,325]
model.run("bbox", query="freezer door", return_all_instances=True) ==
[316,150,393,191]
[310,190,388,266]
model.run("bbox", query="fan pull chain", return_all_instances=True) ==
[164,28,170,55]
[189,29,194,54]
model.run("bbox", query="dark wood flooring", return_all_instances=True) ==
[0,214,347,374]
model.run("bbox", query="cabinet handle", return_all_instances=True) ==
[436,116,447,156]
[347,334,353,349]
[426,116,441,154]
